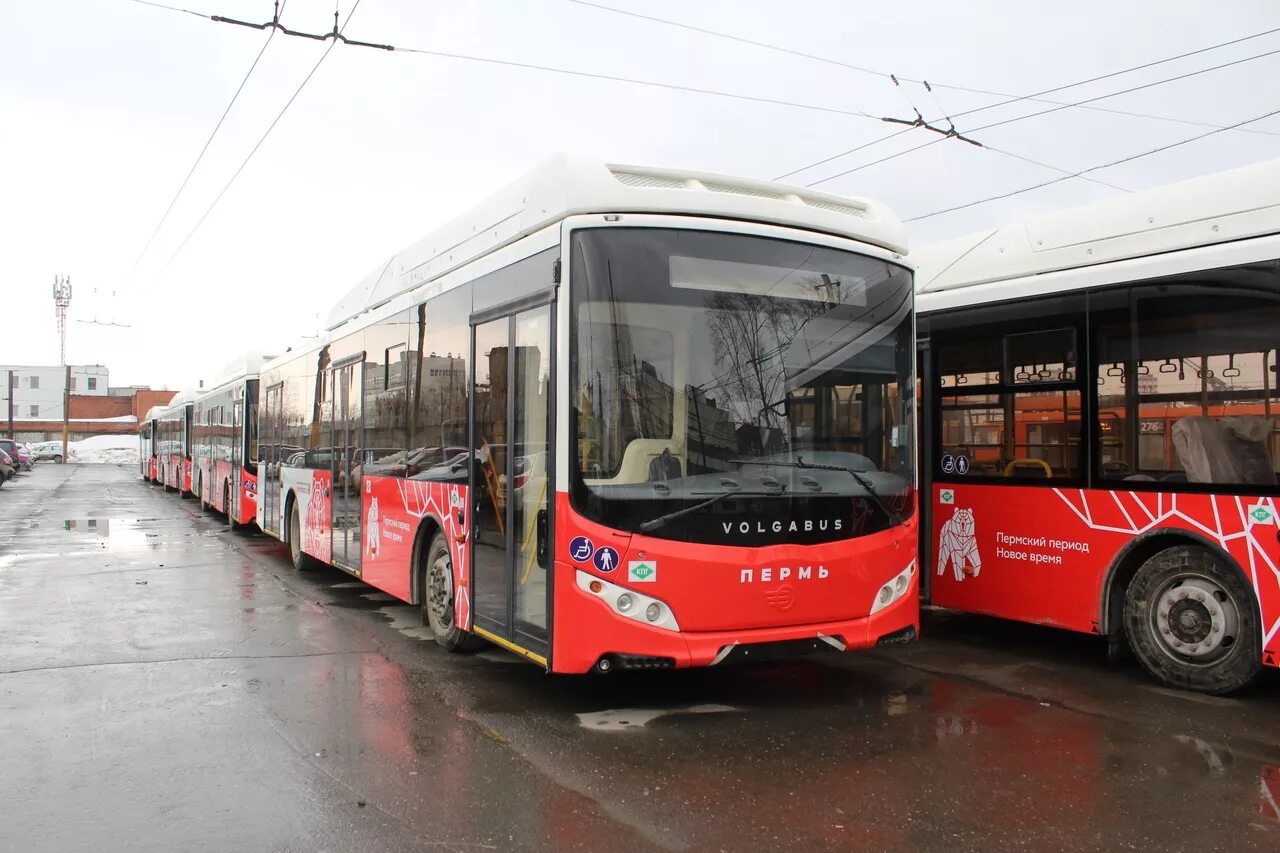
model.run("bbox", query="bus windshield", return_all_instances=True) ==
[570,227,915,546]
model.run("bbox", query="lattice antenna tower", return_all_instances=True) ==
[53,274,72,366]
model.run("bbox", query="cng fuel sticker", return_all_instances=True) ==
[628,560,657,583]
[1249,504,1275,525]
[939,488,955,505]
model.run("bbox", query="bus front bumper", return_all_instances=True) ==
[553,573,919,673]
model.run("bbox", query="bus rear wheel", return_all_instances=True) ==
[288,503,318,572]
[422,534,483,653]
[1124,544,1261,695]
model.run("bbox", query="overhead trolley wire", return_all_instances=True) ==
[122,19,280,287]
[393,44,880,122]
[566,0,1280,140]
[798,43,1280,189]
[772,30,1280,183]
[146,0,363,289]
[904,106,1280,223]
[126,0,210,19]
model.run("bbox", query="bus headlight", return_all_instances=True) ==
[870,560,916,615]
[576,571,680,632]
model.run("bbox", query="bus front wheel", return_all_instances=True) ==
[288,503,318,572]
[1124,544,1261,695]
[422,534,483,653]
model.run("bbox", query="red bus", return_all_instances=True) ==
[916,158,1280,693]
[191,355,264,526]
[257,154,918,672]
[139,407,159,482]
[155,391,195,494]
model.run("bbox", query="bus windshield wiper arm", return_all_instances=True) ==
[732,457,904,527]
[638,484,782,533]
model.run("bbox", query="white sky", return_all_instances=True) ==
[2,0,1277,389]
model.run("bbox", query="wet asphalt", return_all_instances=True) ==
[1,464,1279,852]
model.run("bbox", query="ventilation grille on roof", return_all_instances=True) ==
[611,169,870,221]
[804,199,867,219]
[612,171,684,189]
[700,181,780,201]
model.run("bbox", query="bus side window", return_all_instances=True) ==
[1094,268,1280,487]
[935,294,1085,482]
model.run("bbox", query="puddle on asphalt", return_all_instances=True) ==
[53,518,164,553]
[377,605,433,642]
[577,704,739,732]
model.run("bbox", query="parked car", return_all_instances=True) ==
[0,439,31,472]
[29,441,65,463]
[0,448,13,483]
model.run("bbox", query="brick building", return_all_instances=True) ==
[2,380,176,442]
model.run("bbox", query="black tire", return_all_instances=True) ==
[54,455,62,464]
[421,534,485,652]
[288,502,319,571]
[1124,544,1261,695]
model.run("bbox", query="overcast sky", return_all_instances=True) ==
[2,0,1277,389]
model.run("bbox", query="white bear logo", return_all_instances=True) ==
[366,496,380,558]
[937,507,981,582]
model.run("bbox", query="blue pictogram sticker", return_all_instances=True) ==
[569,536,594,563]
[941,454,955,474]
[593,546,619,573]
[955,455,970,475]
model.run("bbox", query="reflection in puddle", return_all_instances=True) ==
[1261,766,1280,823]
[58,518,164,553]
[578,704,738,732]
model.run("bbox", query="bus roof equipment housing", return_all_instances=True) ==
[914,158,1280,312]
[325,152,908,331]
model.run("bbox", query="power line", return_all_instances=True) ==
[772,31,1280,182]
[126,0,210,19]
[962,45,1280,137]
[904,107,1280,223]
[394,45,879,122]
[122,26,278,287]
[981,144,1130,192]
[566,1,1280,139]
[126,0,884,123]
[800,44,1280,188]
[146,0,364,289]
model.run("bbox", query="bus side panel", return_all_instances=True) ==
[239,470,257,527]
[359,474,419,602]
[930,483,1280,667]
[356,477,470,608]
[183,459,193,494]
[301,469,333,564]
[215,459,230,511]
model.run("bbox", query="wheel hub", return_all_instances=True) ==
[1153,576,1239,663]
[427,555,452,625]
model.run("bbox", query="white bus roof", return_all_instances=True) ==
[200,351,269,394]
[324,151,907,330]
[914,158,1280,308]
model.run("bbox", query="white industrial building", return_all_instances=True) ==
[1,364,109,420]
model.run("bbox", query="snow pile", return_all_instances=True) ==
[67,434,140,465]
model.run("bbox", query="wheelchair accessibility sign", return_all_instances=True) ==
[569,536,594,563]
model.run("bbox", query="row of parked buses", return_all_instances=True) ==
[141,153,1280,693]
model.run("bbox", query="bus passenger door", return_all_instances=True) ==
[470,299,553,660]
[331,358,365,574]
[263,383,284,534]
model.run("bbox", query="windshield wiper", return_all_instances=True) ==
[732,457,904,527]
[638,480,783,533]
